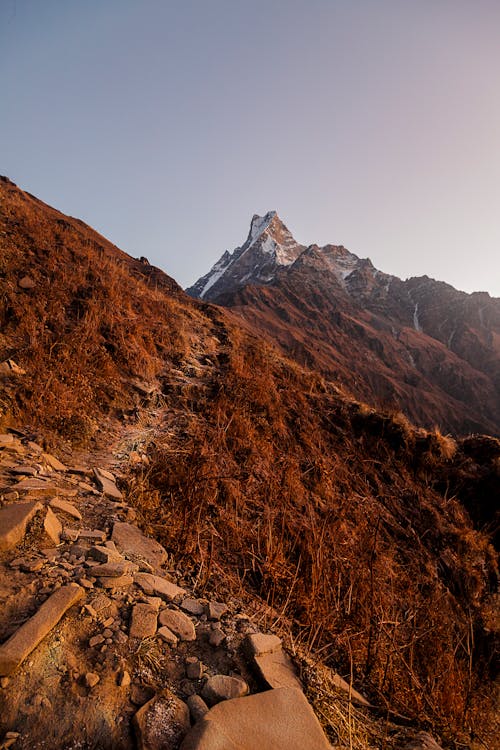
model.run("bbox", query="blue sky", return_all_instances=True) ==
[2,0,500,296]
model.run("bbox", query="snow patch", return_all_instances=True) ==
[413,303,422,332]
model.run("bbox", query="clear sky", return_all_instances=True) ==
[2,0,500,296]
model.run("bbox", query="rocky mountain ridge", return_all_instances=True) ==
[188,213,500,436]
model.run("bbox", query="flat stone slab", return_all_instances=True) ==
[43,506,62,545]
[0,583,84,675]
[42,453,67,472]
[254,650,302,690]
[180,687,331,750]
[133,688,190,750]
[90,562,134,577]
[245,633,282,656]
[78,529,106,543]
[158,609,196,641]
[134,572,186,601]
[129,603,158,639]
[49,497,82,520]
[112,522,168,568]
[0,501,42,551]
[93,467,122,500]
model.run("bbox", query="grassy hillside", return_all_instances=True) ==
[1,177,498,747]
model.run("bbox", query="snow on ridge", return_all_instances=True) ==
[248,211,276,247]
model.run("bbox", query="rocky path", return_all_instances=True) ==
[0,427,337,750]
[0,427,445,750]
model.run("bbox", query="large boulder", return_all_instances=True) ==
[180,687,331,750]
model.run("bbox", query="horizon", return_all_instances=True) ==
[2,1,500,297]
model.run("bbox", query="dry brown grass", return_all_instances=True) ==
[128,339,499,747]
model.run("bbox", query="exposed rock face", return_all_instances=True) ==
[188,213,500,436]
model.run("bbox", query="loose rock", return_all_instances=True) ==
[129,603,158,639]
[201,675,249,706]
[133,689,190,750]
[158,609,196,642]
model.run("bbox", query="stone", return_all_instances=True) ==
[0,583,84,675]
[187,694,209,724]
[208,601,228,621]
[97,574,134,589]
[158,609,196,642]
[181,598,205,616]
[0,500,42,551]
[129,603,158,639]
[78,529,106,543]
[118,669,131,687]
[0,433,15,446]
[112,522,168,568]
[42,453,67,472]
[201,675,249,706]
[244,633,282,657]
[20,559,44,573]
[27,441,43,453]
[185,656,203,679]
[180,687,331,750]
[157,626,178,647]
[49,497,81,520]
[209,627,226,648]
[43,507,63,545]
[61,528,79,542]
[134,572,186,601]
[133,688,190,750]
[253,650,302,690]
[18,275,36,289]
[88,545,123,563]
[89,562,133,577]
[89,634,105,648]
[10,464,39,476]
[84,672,100,688]
[93,467,123,500]
[10,478,54,493]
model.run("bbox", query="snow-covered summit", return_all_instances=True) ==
[187,212,390,303]
[187,211,304,300]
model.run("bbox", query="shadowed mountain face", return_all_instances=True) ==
[188,213,500,437]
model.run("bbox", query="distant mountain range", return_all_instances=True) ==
[188,212,500,437]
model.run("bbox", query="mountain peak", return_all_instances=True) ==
[187,211,304,300]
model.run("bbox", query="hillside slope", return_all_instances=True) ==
[188,213,500,437]
[0,179,498,748]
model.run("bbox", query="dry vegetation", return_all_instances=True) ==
[1,177,498,747]
[129,339,499,748]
